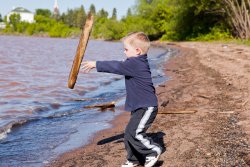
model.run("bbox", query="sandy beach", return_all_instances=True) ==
[49,42,250,167]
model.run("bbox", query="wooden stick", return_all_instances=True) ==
[217,111,235,114]
[84,101,116,110]
[158,110,197,114]
[196,95,211,99]
[242,100,248,106]
[68,13,94,89]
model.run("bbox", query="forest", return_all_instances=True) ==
[1,0,250,41]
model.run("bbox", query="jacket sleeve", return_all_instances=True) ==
[96,59,135,76]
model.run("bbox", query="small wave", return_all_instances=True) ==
[0,106,84,140]
[0,119,28,140]
[0,128,11,140]
[29,102,62,114]
[72,97,105,101]
[47,108,86,119]
[0,100,108,141]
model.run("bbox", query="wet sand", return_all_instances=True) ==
[49,42,250,167]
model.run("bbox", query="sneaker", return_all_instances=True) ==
[121,160,139,167]
[144,154,160,167]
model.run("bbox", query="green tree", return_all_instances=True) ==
[111,8,117,20]
[49,22,70,37]
[128,0,228,40]
[93,18,125,40]
[16,22,29,33]
[97,8,109,18]
[61,7,86,28]
[149,0,175,39]
[26,24,36,35]
[3,24,12,33]
[122,0,160,39]
[127,8,132,17]
[9,13,21,31]
[76,5,86,28]
[60,13,66,23]
[0,14,3,22]
[36,9,52,17]
[35,15,50,23]
[61,9,75,27]
[4,15,7,23]
[171,0,226,40]
[89,4,96,15]
[34,15,55,32]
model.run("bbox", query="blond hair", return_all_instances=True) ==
[123,32,150,54]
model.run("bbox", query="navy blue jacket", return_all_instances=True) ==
[96,54,158,111]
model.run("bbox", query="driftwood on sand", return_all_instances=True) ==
[158,110,197,114]
[84,101,116,110]
[68,13,94,89]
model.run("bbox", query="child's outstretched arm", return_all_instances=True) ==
[81,61,96,73]
[82,59,135,76]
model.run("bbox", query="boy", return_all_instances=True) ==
[82,32,162,167]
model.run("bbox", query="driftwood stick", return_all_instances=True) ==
[242,100,249,106]
[178,68,192,72]
[158,110,197,114]
[217,111,235,114]
[84,101,116,110]
[68,13,94,89]
[196,95,211,99]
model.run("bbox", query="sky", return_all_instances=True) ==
[0,0,136,19]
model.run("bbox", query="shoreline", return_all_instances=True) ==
[48,107,130,166]
[49,42,250,167]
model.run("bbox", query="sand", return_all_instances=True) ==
[49,42,250,167]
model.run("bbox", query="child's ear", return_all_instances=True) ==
[136,48,142,55]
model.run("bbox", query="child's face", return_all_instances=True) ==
[123,41,141,58]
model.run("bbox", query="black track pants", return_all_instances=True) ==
[124,107,161,163]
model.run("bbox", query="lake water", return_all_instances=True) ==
[0,35,172,167]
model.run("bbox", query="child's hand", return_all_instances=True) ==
[81,61,96,73]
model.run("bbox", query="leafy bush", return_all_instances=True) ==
[49,22,70,37]
[26,24,36,35]
[190,26,232,41]
[93,17,125,40]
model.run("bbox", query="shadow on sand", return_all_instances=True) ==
[97,131,166,166]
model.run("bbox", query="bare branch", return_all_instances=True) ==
[223,0,250,39]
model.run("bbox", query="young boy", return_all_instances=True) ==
[82,32,162,167]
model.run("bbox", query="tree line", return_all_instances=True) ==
[1,0,250,41]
